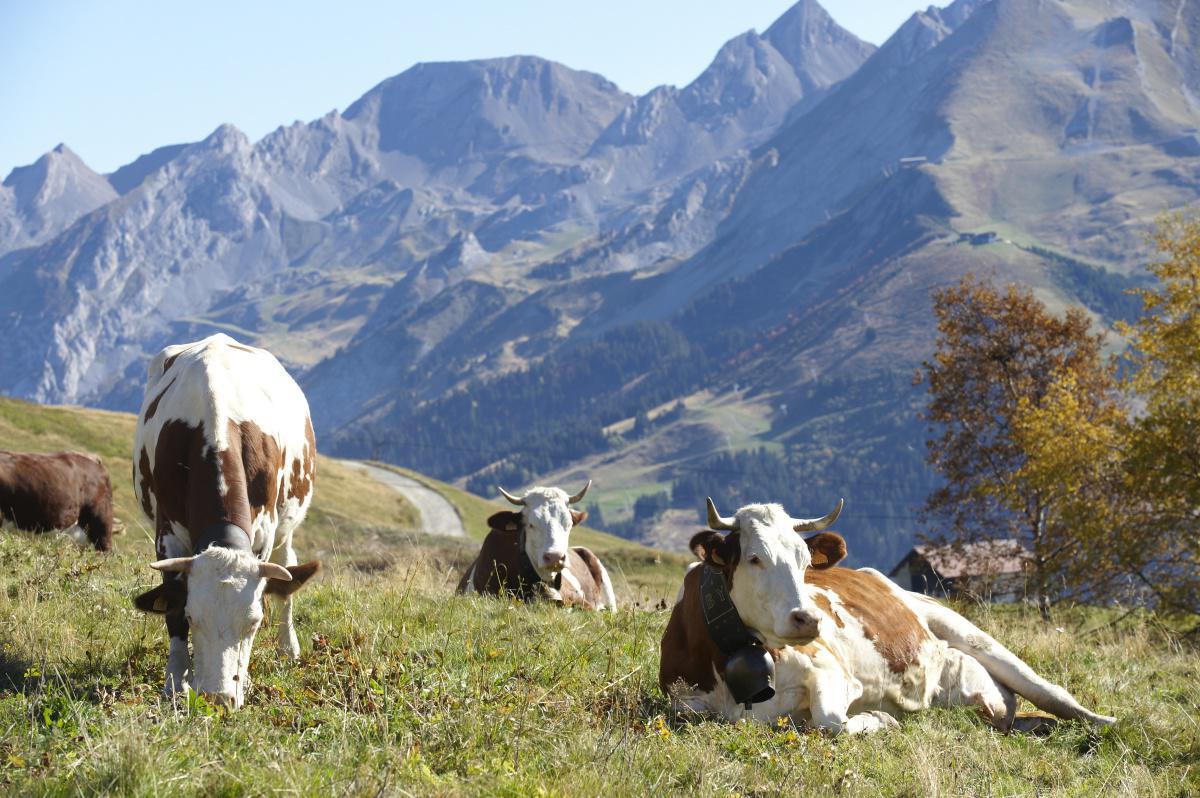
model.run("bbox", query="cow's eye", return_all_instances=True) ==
[748,554,763,566]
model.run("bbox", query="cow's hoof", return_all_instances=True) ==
[1009,713,1059,736]
[163,683,191,702]
[535,582,565,605]
[279,634,301,661]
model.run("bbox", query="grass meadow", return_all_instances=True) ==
[0,398,1197,796]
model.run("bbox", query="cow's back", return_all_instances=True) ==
[0,451,113,549]
[134,334,315,557]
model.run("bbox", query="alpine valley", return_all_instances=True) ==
[3,0,1198,567]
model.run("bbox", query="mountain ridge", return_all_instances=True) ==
[1,0,1198,565]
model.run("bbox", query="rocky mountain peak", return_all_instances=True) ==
[343,56,631,166]
[0,142,117,245]
[764,0,875,85]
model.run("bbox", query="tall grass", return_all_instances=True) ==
[0,531,1196,797]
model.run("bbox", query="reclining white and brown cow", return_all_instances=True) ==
[132,334,320,708]
[456,481,617,610]
[659,498,1116,734]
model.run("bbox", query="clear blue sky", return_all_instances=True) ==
[0,0,926,177]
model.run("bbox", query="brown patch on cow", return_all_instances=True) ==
[812,593,844,628]
[659,565,725,697]
[566,546,607,607]
[227,420,283,523]
[137,448,155,520]
[806,568,928,674]
[264,560,321,596]
[0,450,115,551]
[150,419,234,537]
[162,353,181,373]
[806,532,847,569]
[287,417,316,506]
[143,377,175,421]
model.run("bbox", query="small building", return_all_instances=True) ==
[956,230,1000,246]
[889,539,1031,603]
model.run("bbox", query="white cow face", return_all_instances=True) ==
[148,548,293,708]
[499,481,590,581]
[693,499,845,648]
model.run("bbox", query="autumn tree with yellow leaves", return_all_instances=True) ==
[917,276,1127,618]
[1116,217,1200,617]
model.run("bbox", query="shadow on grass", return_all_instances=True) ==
[0,646,33,693]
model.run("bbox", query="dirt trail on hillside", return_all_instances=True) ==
[353,462,465,538]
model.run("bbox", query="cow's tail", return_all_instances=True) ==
[916,596,1116,726]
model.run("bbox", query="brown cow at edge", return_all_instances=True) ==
[456,482,617,610]
[0,451,114,551]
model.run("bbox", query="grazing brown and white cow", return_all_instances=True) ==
[456,481,617,610]
[659,498,1116,734]
[131,334,320,708]
[0,451,115,551]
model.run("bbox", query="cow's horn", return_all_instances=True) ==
[568,479,591,504]
[149,557,194,574]
[706,497,738,531]
[792,498,844,532]
[498,486,526,506]
[259,562,293,581]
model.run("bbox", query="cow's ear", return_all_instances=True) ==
[486,511,523,532]
[689,530,740,568]
[570,509,588,526]
[265,560,322,597]
[133,583,184,614]
[806,532,847,569]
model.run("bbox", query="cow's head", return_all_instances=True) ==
[691,498,845,648]
[135,548,319,708]
[498,480,590,581]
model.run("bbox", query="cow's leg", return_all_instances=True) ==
[78,504,112,552]
[271,542,301,661]
[164,607,191,698]
[911,593,1116,726]
[456,556,479,594]
[807,672,900,735]
[935,646,1017,731]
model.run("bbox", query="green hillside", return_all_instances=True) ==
[0,397,1195,796]
[0,396,683,601]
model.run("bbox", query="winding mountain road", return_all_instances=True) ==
[353,462,466,539]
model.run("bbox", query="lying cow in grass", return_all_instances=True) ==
[132,334,321,708]
[0,450,115,551]
[659,498,1116,734]
[456,481,617,610]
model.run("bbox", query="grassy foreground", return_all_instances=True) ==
[0,534,1197,797]
[0,398,1197,795]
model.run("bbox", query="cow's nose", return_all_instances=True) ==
[788,609,820,638]
[542,551,567,570]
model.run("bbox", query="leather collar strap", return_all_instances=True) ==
[194,522,252,554]
[699,563,755,654]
